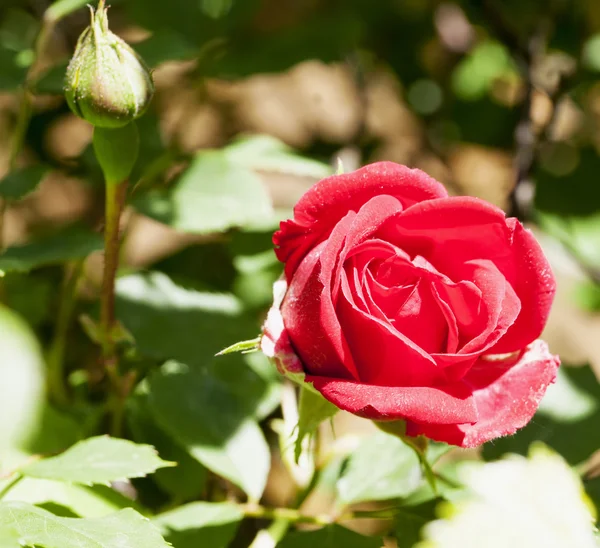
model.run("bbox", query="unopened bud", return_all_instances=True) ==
[65,0,154,128]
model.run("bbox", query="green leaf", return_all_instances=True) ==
[127,392,207,501]
[24,405,86,454]
[482,364,600,465]
[0,226,103,273]
[3,272,53,328]
[216,337,261,355]
[337,431,422,505]
[0,474,141,518]
[224,135,332,178]
[0,165,48,200]
[153,502,243,548]
[0,305,44,449]
[277,525,382,548]
[134,30,199,68]
[0,46,27,90]
[22,436,174,485]
[0,502,169,548]
[394,500,439,548]
[584,475,600,526]
[46,0,90,23]
[116,271,252,365]
[133,149,273,234]
[148,360,270,501]
[295,386,338,462]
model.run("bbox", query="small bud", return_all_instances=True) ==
[65,0,154,128]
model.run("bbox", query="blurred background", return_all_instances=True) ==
[1,0,600,546]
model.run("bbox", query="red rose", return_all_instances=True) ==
[262,162,559,448]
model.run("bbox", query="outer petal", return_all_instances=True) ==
[283,195,407,381]
[275,162,448,279]
[308,375,478,424]
[261,279,304,376]
[490,221,556,353]
[405,340,560,447]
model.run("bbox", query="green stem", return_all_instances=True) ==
[100,180,126,360]
[242,504,334,527]
[0,473,23,500]
[46,260,84,406]
[100,179,128,436]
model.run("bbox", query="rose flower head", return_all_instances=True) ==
[262,162,559,448]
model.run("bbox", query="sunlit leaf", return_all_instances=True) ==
[22,436,174,485]
[148,360,270,501]
[134,150,273,234]
[0,503,169,548]
[337,431,422,505]
[153,502,243,548]
[224,135,331,178]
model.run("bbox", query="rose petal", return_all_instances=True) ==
[338,273,442,386]
[405,340,560,447]
[392,279,448,354]
[307,375,478,424]
[490,221,556,353]
[379,197,553,352]
[282,238,359,380]
[275,162,448,279]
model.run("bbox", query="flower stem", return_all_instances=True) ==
[241,503,334,527]
[100,179,128,436]
[0,473,23,500]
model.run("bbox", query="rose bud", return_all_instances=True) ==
[262,161,560,448]
[64,0,154,128]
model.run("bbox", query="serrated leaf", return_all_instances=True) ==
[295,386,338,462]
[133,150,273,234]
[224,135,332,178]
[22,436,174,485]
[1,475,142,518]
[0,305,44,450]
[0,226,103,273]
[0,502,169,548]
[0,165,48,200]
[337,431,422,505]
[277,525,382,548]
[153,502,243,548]
[148,360,270,501]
